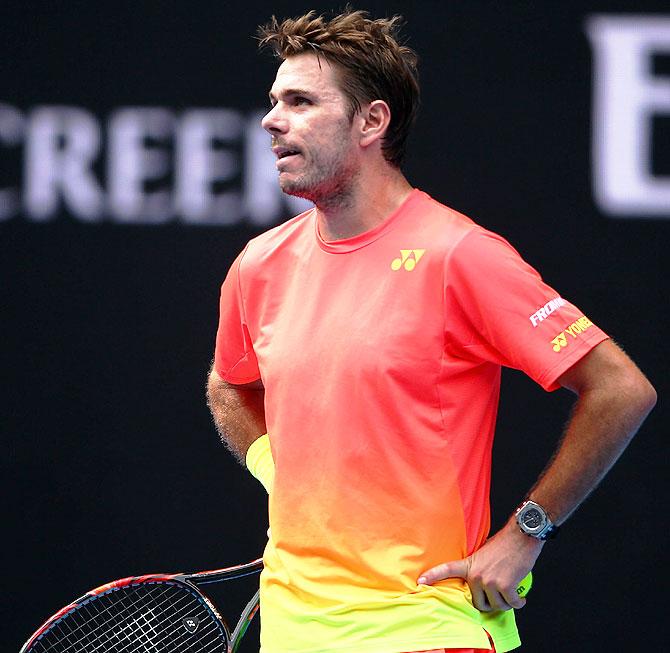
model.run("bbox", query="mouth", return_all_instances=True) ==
[274,147,303,172]
[273,146,302,161]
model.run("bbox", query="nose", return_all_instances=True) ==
[261,103,287,135]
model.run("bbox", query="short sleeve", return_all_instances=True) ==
[213,246,261,384]
[443,228,609,391]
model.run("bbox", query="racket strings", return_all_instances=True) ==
[77,585,191,653]
[26,581,228,653]
[52,583,183,652]
[48,583,182,653]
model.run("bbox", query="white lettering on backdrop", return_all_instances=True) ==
[586,15,670,218]
[0,104,310,225]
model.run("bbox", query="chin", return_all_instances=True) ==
[279,178,317,202]
[280,169,350,206]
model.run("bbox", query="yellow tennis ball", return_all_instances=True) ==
[516,571,533,598]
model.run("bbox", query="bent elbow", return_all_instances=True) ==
[637,377,657,415]
[620,371,657,421]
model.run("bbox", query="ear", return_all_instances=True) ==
[358,100,391,149]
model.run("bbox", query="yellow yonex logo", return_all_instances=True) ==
[551,332,568,352]
[391,249,425,271]
[551,316,594,352]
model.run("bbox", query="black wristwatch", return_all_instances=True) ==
[515,500,560,540]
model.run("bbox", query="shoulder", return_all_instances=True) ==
[450,224,530,271]
[239,207,316,271]
[408,191,510,257]
[410,190,475,231]
[408,193,536,280]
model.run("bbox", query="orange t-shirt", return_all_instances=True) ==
[214,190,608,653]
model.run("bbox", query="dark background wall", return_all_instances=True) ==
[3,2,667,651]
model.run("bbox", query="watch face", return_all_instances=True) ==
[517,501,556,539]
[522,508,544,529]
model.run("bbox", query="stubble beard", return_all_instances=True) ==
[279,137,359,211]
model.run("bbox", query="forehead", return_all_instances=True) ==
[270,53,344,99]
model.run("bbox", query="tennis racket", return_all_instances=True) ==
[20,557,263,653]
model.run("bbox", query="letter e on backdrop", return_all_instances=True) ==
[586,15,670,218]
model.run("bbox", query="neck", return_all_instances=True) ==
[315,165,414,241]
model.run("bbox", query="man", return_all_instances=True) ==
[207,9,656,653]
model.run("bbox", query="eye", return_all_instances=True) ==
[294,96,312,106]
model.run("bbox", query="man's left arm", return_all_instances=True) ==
[418,339,656,611]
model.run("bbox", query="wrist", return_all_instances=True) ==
[504,518,546,556]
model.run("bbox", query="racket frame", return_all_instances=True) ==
[20,557,263,653]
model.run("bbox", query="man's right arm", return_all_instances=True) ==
[206,366,267,464]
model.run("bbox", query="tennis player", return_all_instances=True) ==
[207,9,656,653]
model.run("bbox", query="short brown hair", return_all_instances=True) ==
[258,8,420,167]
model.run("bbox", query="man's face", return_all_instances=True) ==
[262,53,360,204]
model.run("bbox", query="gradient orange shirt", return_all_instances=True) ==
[214,190,608,653]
